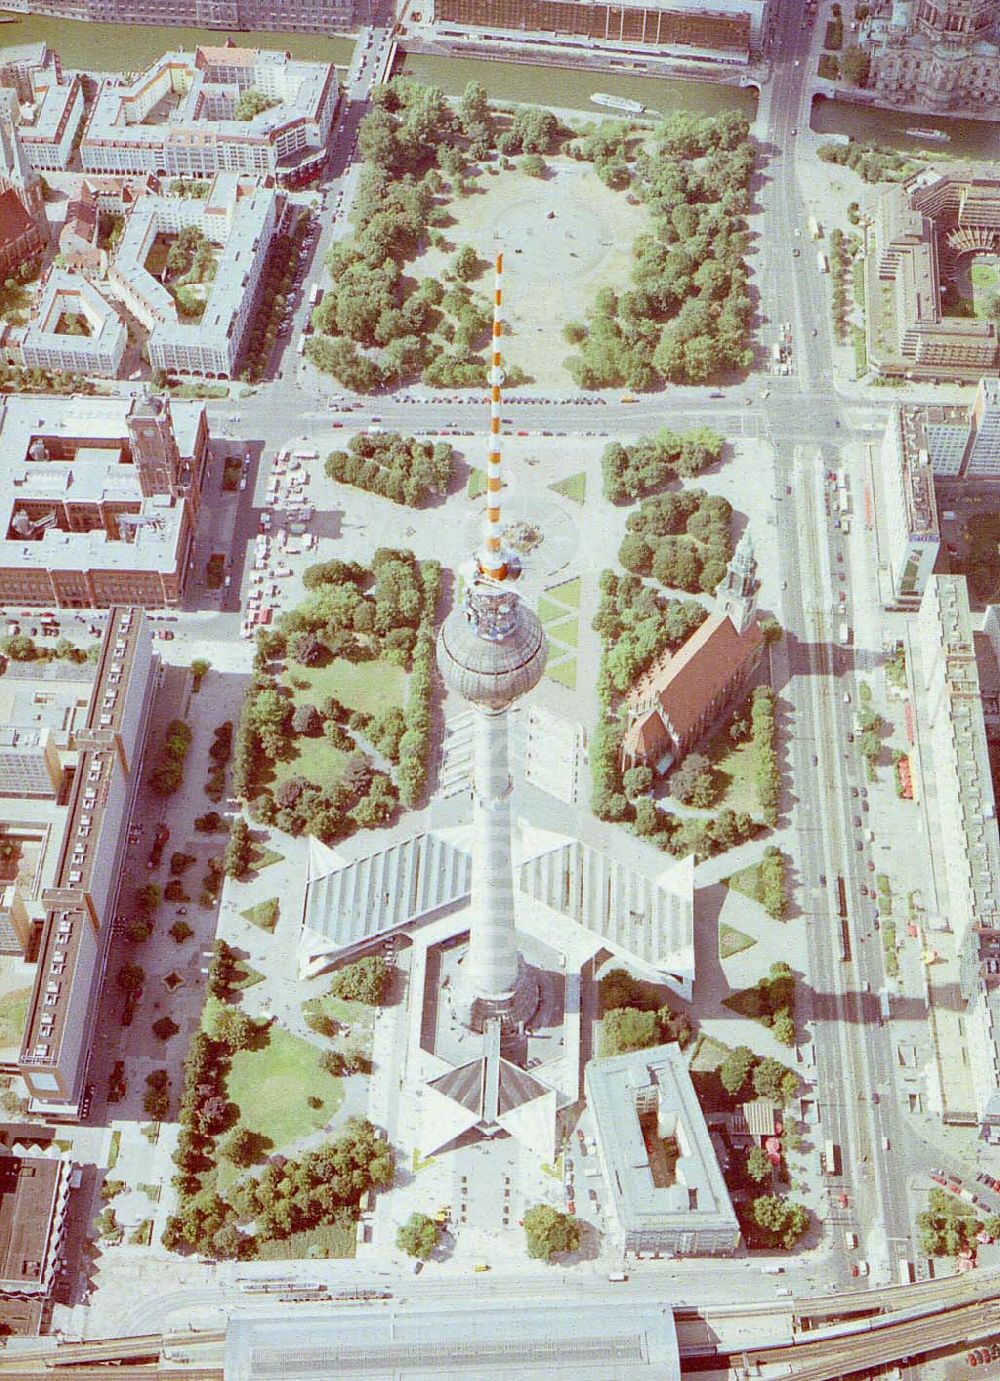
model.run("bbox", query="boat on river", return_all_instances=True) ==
[905,127,950,142]
[591,93,645,115]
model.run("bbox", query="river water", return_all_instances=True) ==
[0,9,356,67]
[0,9,757,120]
[811,93,1000,161]
[399,51,758,118]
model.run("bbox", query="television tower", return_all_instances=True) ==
[437,253,546,1035]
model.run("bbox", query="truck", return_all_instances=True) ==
[808,215,822,240]
[309,283,323,307]
[296,335,307,356]
[817,251,829,273]
[839,621,851,646]
[822,1140,840,1176]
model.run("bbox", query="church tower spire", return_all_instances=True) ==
[718,528,759,635]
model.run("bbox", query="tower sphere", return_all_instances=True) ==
[437,580,546,712]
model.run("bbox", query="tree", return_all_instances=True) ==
[772,1010,796,1047]
[752,1058,798,1107]
[600,1006,658,1057]
[521,153,546,178]
[190,658,210,690]
[116,962,145,995]
[746,1146,772,1183]
[224,817,252,879]
[669,752,712,806]
[331,954,390,1005]
[210,1004,259,1052]
[622,765,653,801]
[917,1189,982,1257]
[451,244,480,282]
[523,1203,581,1260]
[396,1211,439,1259]
[221,1127,261,1169]
[719,1044,755,1097]
[143,1069,170,1119]
[291,702,322,737]
[0,633,36,661]
[752,1195,809,1250]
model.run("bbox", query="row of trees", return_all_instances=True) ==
[148,718,193,797]
[601,426,724,504]
[325,432,454,507]
[239,216,308,384]
[565,111,754,389]
[620,489,733,595]
[817,140,918,185]
[593,570,708,703]
[917,1188,1000,1259]
[718,1043,799,1107]
[747,686,779,828]
[599,968,693,1058]
[0,633,99,665]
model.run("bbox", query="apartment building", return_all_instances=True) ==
[866,169,1000,383]
[878,379,1000,485]
[108,174,279,379]
[861,0,1000,113]
[0,1153,73,1335]
[17,608,156,1111]
[0,46,85,173]
[0,0,360,33]
[81,45,339,183]
[20,269,128,379]
[426,0,765,63]
[878,405,942,607]
[917,575,1000,1134]
[586,1042,741,1256]
[0,392,208,609]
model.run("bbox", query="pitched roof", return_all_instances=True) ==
[0,188,34,250]
[629,612,764,748]
[623,706,670,763]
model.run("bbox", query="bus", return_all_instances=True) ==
[821,1140,840,1176]
[309,283,323,307]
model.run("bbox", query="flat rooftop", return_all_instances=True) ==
[225,1298,681,1380]
[0,1154,62,1292]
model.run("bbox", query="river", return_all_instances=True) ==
[399,51,758,119]
[0,9,356,68]
[811,93,1000,161]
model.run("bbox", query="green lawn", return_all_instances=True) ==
[0,986,30,1049]
[108,1130,121,1170]
[271,736,349,794]
[546,615,579,649]
[549,472,587,505]
[231,958,266,990]
[283,657,406,718]
[255,1219,356,1260]
[302,990,375,1055]
[537,595,566,624]
[240,897,279,933]
[706,734,761,817]
[226,1025,344,1150]
[971,258,999,318]
[882,921,899,979]
[248,844,284,874]
[467,466,487,499]
[547,577,581,608]
[547,658,577,690]
[687,1032,730,1073]
[719,923,757,960]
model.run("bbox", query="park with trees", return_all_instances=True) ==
[325,431,455,506]
[303,80,752,394]
[231,548,440,842]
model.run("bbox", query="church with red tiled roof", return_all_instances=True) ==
[622,530,766,776]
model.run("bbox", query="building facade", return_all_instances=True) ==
[866,169,1000,383]
[917,574,1000,1133]
[108,174,279,379]
[586,1043,741,1256]
[1,0,361,31]
[878,404,942,606]
[426,0,764,63]
[20,269,128,378]
[0,392,209,609]
[861,0,1000,112]
[17,608,157,1110]
[965,377,1000,476]
[81,45,339,182]
[0,1154,72,1334]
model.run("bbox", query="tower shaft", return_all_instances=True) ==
[466,704,519,999]
[481,252,507,581]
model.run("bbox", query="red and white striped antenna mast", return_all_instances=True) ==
[479,250,507,582]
